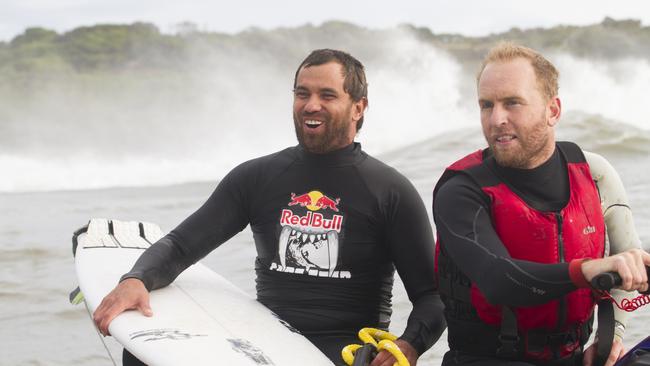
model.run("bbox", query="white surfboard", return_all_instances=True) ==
[72,218,334,366]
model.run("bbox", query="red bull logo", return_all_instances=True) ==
[280,210,343,232]
[288,191,340,212]
[276,190,347,279]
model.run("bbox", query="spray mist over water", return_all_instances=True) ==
[1,30,473,192]
[2,26,650,192]
[554,54,650,130]
[361,32,475,153]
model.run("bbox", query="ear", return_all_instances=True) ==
[547,96,561,127]
[352,97,368,122]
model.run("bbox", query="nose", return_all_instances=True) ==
[304,95,322,114]
[487,104,507,127]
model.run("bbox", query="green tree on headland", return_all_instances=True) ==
[0,18,648,96]
[1,17,649,76]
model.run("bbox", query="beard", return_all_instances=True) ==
[293,108,354,154]
[488,112,553,169]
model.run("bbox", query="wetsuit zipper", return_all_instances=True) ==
[555,212,567,357]
[556,213,565,263]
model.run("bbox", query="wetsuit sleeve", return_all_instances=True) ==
[433,174,578,307]
[121,166,251,291]
[585,151,642,253]
[586,151,643,339]
[385,176,446,355]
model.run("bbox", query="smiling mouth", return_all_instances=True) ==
[495,135,516,143]
[304,120,324,129]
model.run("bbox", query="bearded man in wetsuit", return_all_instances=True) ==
[433,42,650,366]
[93,49,446,366]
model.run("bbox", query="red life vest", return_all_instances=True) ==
[434,142,606,360]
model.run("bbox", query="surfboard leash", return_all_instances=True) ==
[591,269,650,312]
[596,290,650,312]
[70,287,118,366]
[84,300,119,366]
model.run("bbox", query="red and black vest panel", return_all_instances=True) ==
[434,142,606,360]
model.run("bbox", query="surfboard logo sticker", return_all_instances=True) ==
[227,338,275,365]
[271,190,351,279]
[129,328,207,342]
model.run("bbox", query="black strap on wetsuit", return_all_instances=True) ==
[497,307,520,358]
[497,303,589,360]
[595,300,615,366]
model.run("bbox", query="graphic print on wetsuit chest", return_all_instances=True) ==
[269,190,350,279]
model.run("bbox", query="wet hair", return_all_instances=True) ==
[293,49,368,131]
[477,42,559,101]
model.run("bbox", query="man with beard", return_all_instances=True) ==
[93,49,446,366]
[433,42,650,366]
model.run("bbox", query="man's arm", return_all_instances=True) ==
[121,170,251,290]
[372,175,446,366]
[585,151,642,255]
[434,174,579,306]
[93,166,251,335]
[434,173,650,307]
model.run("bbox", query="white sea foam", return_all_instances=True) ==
[360,31,475,153]
[554,54,650,131]
[3,33,650,192]
[0,155,222,192]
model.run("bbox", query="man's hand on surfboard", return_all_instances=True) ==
[93,278,153,336]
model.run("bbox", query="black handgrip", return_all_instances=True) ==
[352,344,376,366]
[591,272,622,291]
[591,267,650,294]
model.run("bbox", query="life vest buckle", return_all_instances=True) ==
[496,334,520,358]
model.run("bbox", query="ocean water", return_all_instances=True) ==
[2,27,650,365]
[1,113,649,365]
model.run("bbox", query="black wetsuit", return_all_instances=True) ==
[434,146,587,366]
[122,143,446,365]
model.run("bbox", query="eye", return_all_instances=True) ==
[505,99,521,107]
[293,90,309,99]
[479,101,493,110]
[321,93,337,100]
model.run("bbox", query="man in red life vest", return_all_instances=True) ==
[432,42,650,366]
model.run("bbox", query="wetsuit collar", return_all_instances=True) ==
[489,146,570,211]
[295,142,365,166]
[492,146,560,179]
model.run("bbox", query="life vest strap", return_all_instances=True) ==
[447,315,591,361]
[496,306,520,358]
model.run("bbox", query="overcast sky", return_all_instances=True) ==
[1,0,649,41]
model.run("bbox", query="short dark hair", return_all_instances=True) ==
[293,49,368,131]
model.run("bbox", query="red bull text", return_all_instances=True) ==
[280,210,343,233]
